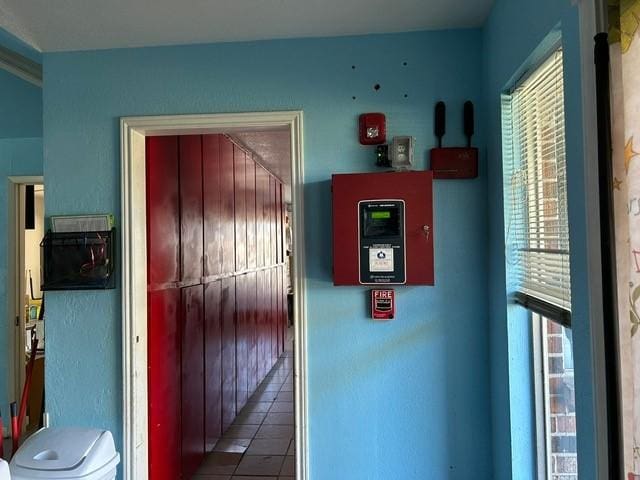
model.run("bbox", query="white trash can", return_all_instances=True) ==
[0,459,10,480]
[9,428,119,480]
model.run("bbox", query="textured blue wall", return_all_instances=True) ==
[0,29,43,428]
[42,30,492,479]
[482,2,598,479]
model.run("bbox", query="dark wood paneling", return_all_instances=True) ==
[181,285,205,480]
[247,272,258,396]
[180,135,204,283]
[204,281,222,451]
[203,134,222,278]
[221,277,236,430]
[236,274,248,412]
[246,158,257,270]
[146,136,180,285]
[220,136,236,275]
[234,145,247,272]
[148,288,181,480]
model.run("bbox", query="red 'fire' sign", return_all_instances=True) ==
[371,289,395,320]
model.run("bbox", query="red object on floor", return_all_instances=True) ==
[17,337,38,436]
[10,403,18,457]
[332,170,435,286]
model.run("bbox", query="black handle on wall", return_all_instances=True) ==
[594,31,623,479]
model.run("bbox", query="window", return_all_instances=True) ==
[502,49,571,326]
[502,48,578,480]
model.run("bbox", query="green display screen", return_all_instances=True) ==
[371,211,391,219]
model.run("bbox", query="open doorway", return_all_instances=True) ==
[120,112,307,480]
[6,177,46,455]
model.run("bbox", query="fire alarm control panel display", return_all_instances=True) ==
[332,171,434,286]
[359,200,406,284]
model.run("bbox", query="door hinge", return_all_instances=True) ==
[15,315,19,327]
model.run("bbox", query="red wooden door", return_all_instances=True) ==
[256,166,266,268]
[246,157,257,271]
[220,136,235,275]
[181,285,205,479]
[204,281,222,451]
[146,136,181,480]
[247,272,258,396]
[235,274,248,412]
[180,136,204,284]
[234,145,247,272]
[146,136,180,286]
[203,134,222,278]
[147,289,181,480]
[221,277,236,430]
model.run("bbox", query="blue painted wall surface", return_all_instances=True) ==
[0,28,43,426]
[42,30,492,479]
[482,2,598,479]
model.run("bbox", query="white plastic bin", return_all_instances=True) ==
[0,459,10,480]
[9,428,119,480]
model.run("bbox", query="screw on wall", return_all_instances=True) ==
[373,84,381,91]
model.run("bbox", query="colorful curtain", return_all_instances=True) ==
[610,1,640,478]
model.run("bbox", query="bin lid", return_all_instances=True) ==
[13,428,115,472]
[0,459,10,480]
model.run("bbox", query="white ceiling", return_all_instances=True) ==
[232,130,292,203]
[0,0,493,52]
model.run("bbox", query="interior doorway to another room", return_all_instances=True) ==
[7,178,46,452]
[121,112,306,480]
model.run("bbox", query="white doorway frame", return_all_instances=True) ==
[6,175,44,435]
[120,111,307,480]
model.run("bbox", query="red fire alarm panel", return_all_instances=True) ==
[359,113,386,145]
[332,171,434,286]
[371,289,395,320]
[430,147,478,179]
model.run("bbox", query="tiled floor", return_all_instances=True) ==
[195,329,295,480]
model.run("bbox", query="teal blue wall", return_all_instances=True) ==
[0,30,42,427]
[42,30,492,479]
[482,1,598,479]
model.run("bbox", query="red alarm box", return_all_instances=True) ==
[359,113,386,145]
[371,289,395,320]
[430,147,478,179]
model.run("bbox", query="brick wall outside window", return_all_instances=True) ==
[545,318,578,479]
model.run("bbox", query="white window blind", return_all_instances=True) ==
[503,49,572,318]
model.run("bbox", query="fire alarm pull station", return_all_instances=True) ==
[332,171,434,286]
[371,289,395,320]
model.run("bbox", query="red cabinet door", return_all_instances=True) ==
[234,145,247,273]
[181,285,205,479]
[203,134,222,278]
[257,270,267,380]
[247,272,258,396]
[221,277,236,430]
[180,136,204,284]
[235,274,248,412]
[220,136,236,276]
[204,281,222,451]
[256,166,265,269]
[146,136,180,286]
[246,158,257,270]
[148,288,181,480]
